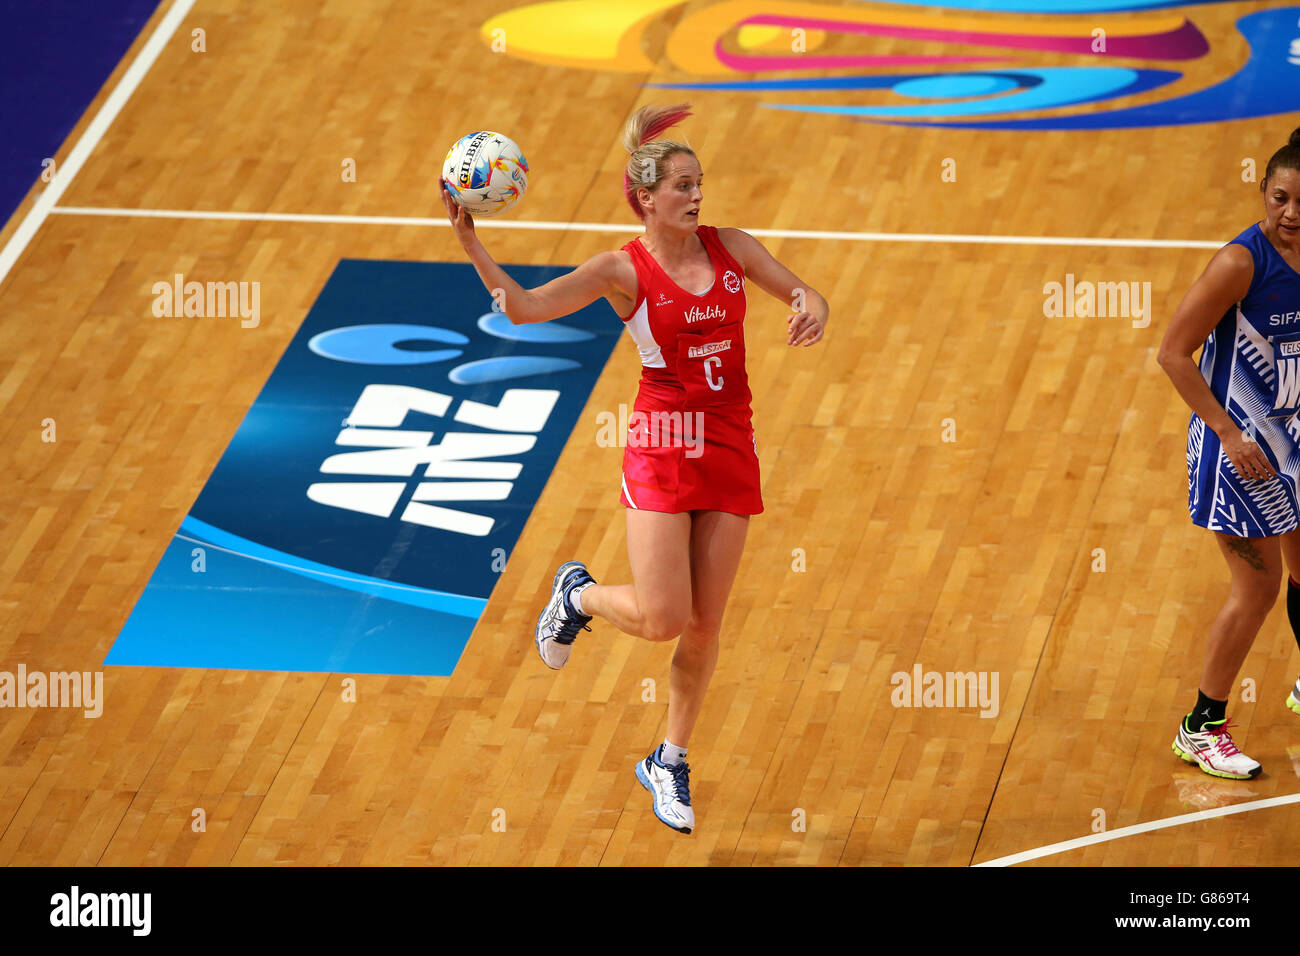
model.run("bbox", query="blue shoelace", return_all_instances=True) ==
[554,584,592,645]
[667,761,692,806]
[554,613,591,645]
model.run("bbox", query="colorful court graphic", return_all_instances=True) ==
[484,0,1300,129]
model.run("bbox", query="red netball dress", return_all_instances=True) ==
[617,225,763,515]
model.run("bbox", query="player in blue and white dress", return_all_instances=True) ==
[1159,127,1300,779]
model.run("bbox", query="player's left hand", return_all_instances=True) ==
[787,311,825,346]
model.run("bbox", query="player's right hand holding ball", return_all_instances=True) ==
[441,179,477,248]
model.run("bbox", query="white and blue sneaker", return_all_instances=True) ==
[535,561,594,670]
[635,746,694,833]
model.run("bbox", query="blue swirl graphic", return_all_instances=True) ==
[449,356,583,384]
[766,68,1169,118]
[308,323,468,365]
[477,312,597,342]
[878,8,1300,129]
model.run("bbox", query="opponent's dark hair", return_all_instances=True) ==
[1262,127,1300,190]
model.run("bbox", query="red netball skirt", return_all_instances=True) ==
[618,403,763,515]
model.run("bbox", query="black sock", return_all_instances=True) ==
[1288,577,1300,655]
[1186,691,1227,731]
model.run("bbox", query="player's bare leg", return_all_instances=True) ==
[535,510,690,668]
[621,509,747,833]
[1202,533,1281,698]
[1173,532,1278,779]
[578,510,692,641]
[665,510,749,746]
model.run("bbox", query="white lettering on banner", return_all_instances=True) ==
[455,390,558,432]
[346,384,453,426]
[319,434,535,477]
[310,386,559,536]
[335,428,434,448]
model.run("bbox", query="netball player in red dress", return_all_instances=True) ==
[441,104,829,833]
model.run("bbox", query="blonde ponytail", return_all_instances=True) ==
[622,103,695,219]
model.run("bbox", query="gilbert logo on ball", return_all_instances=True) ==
[442,131,529,218]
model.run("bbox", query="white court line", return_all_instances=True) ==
[0,0,197,291]
[48,205,1224,250]
[975,790,1300,866]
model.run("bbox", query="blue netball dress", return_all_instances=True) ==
[1188,223,1300,536]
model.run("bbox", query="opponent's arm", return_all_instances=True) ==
[441,182,629,323]
[718,227,828,346]
[1156,243,1271,478]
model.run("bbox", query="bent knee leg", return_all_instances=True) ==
[642,608,689,643]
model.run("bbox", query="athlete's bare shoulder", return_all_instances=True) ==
[1202,241,1254,300]
[1215,241,1254,268]
[603,248,636,291]
[597,248,638,315]
[714,227,753,262]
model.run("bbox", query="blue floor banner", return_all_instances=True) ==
[108,259,623,675]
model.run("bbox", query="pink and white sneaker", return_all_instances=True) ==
[1172,717,1262,780]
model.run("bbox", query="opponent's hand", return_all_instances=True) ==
[1219,427,1277,482]
[441,180,476,246]
[787,311,825,346]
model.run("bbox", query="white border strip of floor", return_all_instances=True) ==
[47,205,1224,250]
[0,0,197,291]
[975,791,1300,866]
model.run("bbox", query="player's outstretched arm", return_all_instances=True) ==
[441,182,626,324]
[718,227,829,346]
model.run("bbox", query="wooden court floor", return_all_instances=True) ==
[2,0,1299,866]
